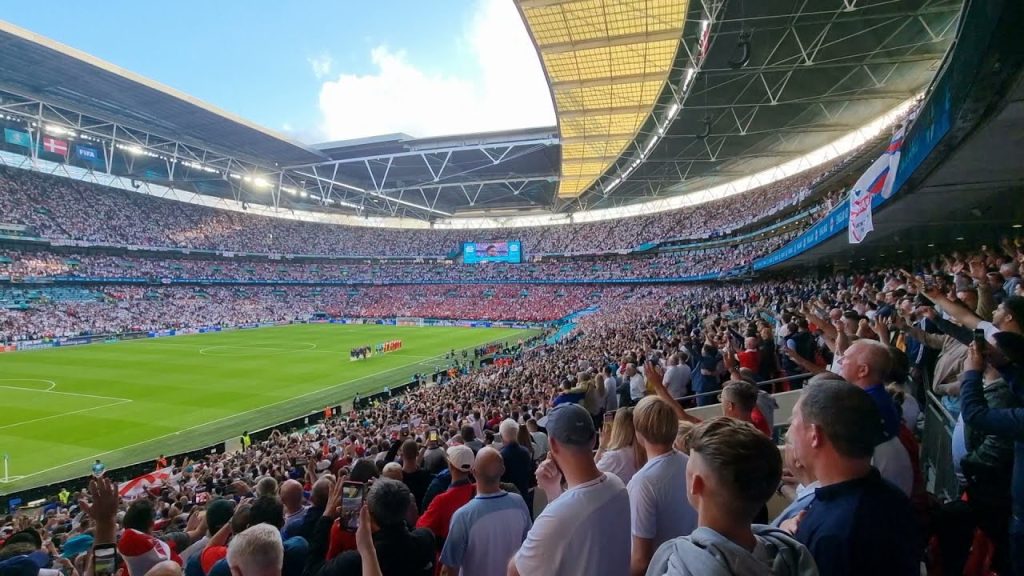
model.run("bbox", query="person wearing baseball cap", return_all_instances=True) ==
[415,445,476,555]
[510,403,630,576]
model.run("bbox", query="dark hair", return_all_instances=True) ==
[367,478,412,530]
[123,499,155,532]
[688,417,782,519]
[1002,296,1024,327]
[349,459,380,484]
[886,345,909,383]
[799,380,883,459]
[722,380,759,413]
[460,425,476,442]
[247,495,284,529]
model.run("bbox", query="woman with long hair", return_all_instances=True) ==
[594,407,647,484]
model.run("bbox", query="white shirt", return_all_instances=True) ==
[629,373,646,401]
[873,436,914,497]
[514,473,631,576]
[597,447,639,484]
[627,451,697,549]
[530,431,549,460]
[664,364,692,400]
[604,376,619,412]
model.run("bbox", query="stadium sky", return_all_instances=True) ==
[2,0,556,144]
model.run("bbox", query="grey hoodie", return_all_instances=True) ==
[646,525,819,576]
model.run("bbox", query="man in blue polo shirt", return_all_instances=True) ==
[440,447,531,575]
[783,380,919,576]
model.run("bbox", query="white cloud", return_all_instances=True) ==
[316,0,555,140]
[308,53,333,80]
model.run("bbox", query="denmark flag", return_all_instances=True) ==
[43,136,68,156]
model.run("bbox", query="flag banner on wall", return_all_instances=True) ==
[42,136,69,156]
[881,123,905,199]
[75,143,102,164]
[848,125,905,244]
[848,154,889,244]
[4,128,32,148]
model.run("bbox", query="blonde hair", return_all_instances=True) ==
[633,396,680,446]
[674,420,697,454]
[606,408,647,469]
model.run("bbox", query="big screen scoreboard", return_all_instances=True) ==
[462,240,522,264]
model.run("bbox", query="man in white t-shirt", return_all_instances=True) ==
[510,403,631,576]
[663,354,692,401]
[603,366,619,413]
[626,364,646,404]
[628,396,697,576]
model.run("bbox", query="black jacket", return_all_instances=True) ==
[961,378,1016,507]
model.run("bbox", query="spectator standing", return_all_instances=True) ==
[595,407,646,485]
[647,417,817,575]
[784,381,919,576]
[628,396,697,576]
[498,420,533,512]
[509,403,630,576]
[440,448,531,576]
[415,446,476,553]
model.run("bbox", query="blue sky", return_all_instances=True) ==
[3,0,555,143]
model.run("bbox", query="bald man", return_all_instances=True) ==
[278,480,306,537]
[440,448,531,576]
[144,561,183,576]
[282,478,331,541]
[839,339,914,496]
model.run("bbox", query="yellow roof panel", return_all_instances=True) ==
[517,0,688,197]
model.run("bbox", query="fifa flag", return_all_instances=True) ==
[42,136,69,156]
[3,128,32,148]
[75,143,102,164]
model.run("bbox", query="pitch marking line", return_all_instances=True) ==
[0,399,133,431]
[198,343,318,356]
[0,378,134,431]
[13,329,535,483]
[0,378,56,391]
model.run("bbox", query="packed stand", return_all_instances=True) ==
[0,232,796,287]
[5,233,1024,576]
[1,143,849,259]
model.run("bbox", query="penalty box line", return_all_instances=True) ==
[0,384,134,431]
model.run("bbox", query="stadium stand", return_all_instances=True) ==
[7,0,1024,574]
[0,156,846,258]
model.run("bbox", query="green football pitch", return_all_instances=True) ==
[0,323,536,493]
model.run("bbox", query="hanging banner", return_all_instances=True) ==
[4,128,32,148]
[849,122,906,243]
[42,136,69,156]
[881,123,905,199]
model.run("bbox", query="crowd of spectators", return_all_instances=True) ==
[0,231,796,286]
[3,232,1024,576]
[0,147,847,258]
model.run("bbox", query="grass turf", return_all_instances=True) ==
[0,323,534,494]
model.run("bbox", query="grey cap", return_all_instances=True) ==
[543,403,595,447]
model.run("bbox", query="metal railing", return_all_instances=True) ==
[921,390,959,501]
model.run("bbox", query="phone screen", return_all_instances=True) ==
[428,431,439,442]
[973,328,987,349]
[93,545,117,576]
[341,482,365,531]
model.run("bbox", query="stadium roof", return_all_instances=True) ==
[516,0,689,199]
[0,1,963,225]
[0,20,325,167]
[551,0,963,211]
